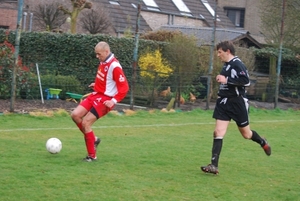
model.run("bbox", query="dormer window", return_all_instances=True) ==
[109,1,120,5]
[172,0,193,16]
[143,0,160,11]
[143,0,158,8]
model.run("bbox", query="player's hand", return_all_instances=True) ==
[88,83,95,88]
[216,75,226,84]
[103,100,115,108]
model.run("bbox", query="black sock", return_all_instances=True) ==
[211,138,223,167]
[251,130,265,146]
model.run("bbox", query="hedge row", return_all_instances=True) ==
[0,29,165,87]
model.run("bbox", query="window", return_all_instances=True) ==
[131,3,137,8]
[168,14,174,25]
[224,8,245,28]
[109,1,120,5]
[143,0,160,11]
[172,0,191,13]
[0,26,9,29]
[143,0,158,8]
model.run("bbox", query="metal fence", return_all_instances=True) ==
[1,60,300,109]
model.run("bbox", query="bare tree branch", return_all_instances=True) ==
[260,0,300,48]
[80,7,113,34]
[33,2,67,31]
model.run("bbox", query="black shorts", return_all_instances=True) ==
[213,96,249,127]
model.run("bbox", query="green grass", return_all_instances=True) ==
[0,108,299,201]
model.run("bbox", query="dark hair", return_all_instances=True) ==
[216,41,235,55]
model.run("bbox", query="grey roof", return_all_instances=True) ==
[159,25,262,48]
[95,0,236,34]
[98,1,152,34]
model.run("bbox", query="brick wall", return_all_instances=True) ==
[173,16,205,29]
[243,0,262,36]
[0,2,18,30]
[141,12,205,31]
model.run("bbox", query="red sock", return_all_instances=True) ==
[84,131,96,158]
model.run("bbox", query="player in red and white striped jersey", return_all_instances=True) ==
[71,41,129,162]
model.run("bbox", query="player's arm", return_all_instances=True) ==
[88,82,95,89]
[226,63,250,86]
[111,67,129,104]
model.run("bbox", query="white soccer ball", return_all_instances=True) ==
[46,138,62,154]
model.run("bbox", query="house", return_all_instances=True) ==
[0,0,236,31]
[98,0,236,36]
[0,0,263,47]
[87,0,263,48]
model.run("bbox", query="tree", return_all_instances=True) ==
[165,34,200,106]
[259,0,300,48]
[58,0,92,34]
[80,6,113,34]
[33,2,67,31]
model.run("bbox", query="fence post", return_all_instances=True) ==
[275,0,286,108]
[10,0,24,112]
[130,1,142,110]
[206,0,218,110]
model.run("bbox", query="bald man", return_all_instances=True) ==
[71,41,129,162]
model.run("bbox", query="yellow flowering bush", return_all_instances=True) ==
[138,49,173,79]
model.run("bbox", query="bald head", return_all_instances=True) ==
[95,41,110,51]
[95,41,111,62]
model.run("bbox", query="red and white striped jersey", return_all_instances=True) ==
[94,54,129,103]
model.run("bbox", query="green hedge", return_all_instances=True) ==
[0,29,165,87]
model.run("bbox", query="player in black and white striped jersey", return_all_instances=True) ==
[201,41,271,175]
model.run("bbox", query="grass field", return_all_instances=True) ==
[0,108,299,201]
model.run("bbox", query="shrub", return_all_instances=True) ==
[25,74,84,100]
[0,39,29,99]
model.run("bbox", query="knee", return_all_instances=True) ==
[241,131,252,139]
[71,111,84,126]
[71,106,87,121]
[70,110,78,121]
[213,128,226,138]
[81,119,92,133]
